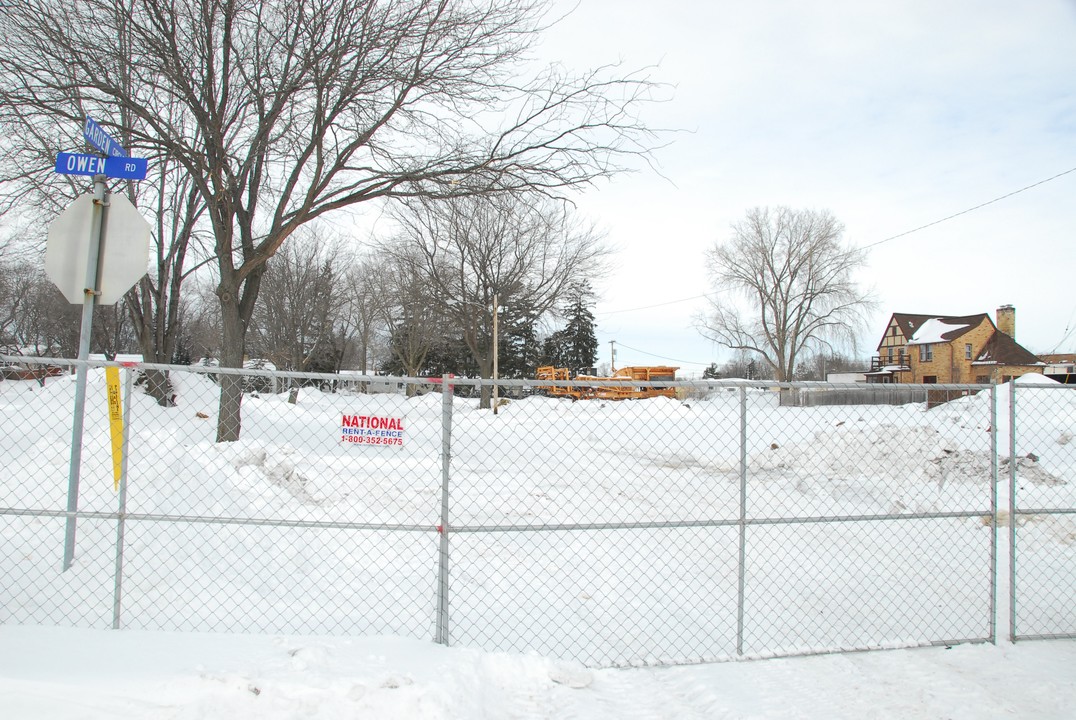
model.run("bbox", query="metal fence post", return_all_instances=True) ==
[989,383,997,644]
[112,366,134,629]
[737,385,748,656]
[1008,379,1017,642]
[435,374,453,645]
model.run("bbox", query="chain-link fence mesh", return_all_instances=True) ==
[1010,382,1076,640]
[0,357,1066,666]
[1,358,442,638]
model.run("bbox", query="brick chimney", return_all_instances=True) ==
[996,304,1015,338]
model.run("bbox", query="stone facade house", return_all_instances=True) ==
[867,305,1043,384]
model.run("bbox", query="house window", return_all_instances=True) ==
[965,343,972,360]
[888,347,894,360]
[923,375,938,384]
[920,344,933,362]
[975,375,989,384]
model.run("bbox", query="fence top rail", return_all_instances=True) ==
[0,355,447,387]
[0,355,1023,392]
[1012,382,1075,392]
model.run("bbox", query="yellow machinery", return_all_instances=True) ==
[535,365,678,400]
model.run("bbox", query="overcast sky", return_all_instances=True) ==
[533,0,1076,376]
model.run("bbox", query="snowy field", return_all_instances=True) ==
[2,625,1076,719]
[2,365,1075,716]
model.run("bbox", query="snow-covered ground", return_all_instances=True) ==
[2,625,1074,719]
[2,366,1074,717]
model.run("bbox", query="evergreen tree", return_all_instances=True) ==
[562,281,598,370]
[498,307,542,379]
[541,281,598,372]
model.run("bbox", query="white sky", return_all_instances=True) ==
[533,0,1076,376]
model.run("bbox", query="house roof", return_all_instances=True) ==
[881,313,990,350]
[1038,353,1076,364]
[974,332,1043,367]
[881,311,1043,366]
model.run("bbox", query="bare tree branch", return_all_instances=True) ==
[0,0,665,438]
[390,192,607,406]
[696,206,876,381]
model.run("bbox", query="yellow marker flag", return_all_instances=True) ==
[105,367,124,491]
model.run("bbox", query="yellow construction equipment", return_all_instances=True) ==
[535,365,678,400]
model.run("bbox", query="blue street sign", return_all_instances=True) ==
[104,156,148,180]
[56,152,106,175]
[83,117,127,158]
[55,152,148,180]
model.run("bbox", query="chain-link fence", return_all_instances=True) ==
[0,357,1065,666]
[1009,381,1076,641]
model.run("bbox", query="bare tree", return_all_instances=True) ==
[374,249,448,392]
[697,207,874,382]
[338,258,389,376]
[0,258,82,356]
[798,350,867,381]
[248,231,342,402]
[0,1,215,404]
[392,193,607,407]
[0,0,662,440]
[124,156,215,405]
[177,282,225,364]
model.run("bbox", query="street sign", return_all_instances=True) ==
[55,152,106,176]
[103,156,147,180]
[45,193,150,304]
[83,116,127,158]
[55,152,148,180]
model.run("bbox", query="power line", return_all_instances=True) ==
[597,164,1076,317]
[599,293,709,316]
[614,341,710,366]
[860,165,1076,250]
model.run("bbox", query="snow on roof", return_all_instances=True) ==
[907,318,971,345]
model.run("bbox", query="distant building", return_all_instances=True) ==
[866,305,1043,384]
[826,372,867,384]
[1038,353,1076,384]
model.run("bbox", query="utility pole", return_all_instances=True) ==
[492,294,499,414]
[609,339,616,372]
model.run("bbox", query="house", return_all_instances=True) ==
[867,305,1044,384]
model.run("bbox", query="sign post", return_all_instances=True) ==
[50,116,150,571]
[60,174,108,571]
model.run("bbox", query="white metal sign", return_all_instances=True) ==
[45,193,150,304]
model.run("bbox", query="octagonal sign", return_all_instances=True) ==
[46,193,150,305]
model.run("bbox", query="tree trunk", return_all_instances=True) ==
[144,368,175,407]
[129,281,177,407]
[216,296,246,442]
[478,355,493,409]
